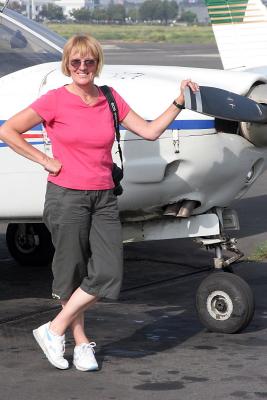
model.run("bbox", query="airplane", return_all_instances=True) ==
[1,0,267,335]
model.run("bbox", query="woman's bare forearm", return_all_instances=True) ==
[0,108,62,175]
[0,125,49,166]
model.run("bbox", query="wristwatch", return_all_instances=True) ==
[173,100,185,110]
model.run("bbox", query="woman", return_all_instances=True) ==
[0,34,199,371]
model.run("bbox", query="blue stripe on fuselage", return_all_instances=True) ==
[0,141,44,147]
[167,120,215,129]
[119,119,215,130]
[0,119,215,148]
[0,119,215,131]
[120,119,215,130]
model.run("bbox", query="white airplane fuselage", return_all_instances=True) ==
[0,62,267,220]
[1,0,266,334]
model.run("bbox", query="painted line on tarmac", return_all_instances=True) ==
[102,44,120,50]
[168,54,220,58]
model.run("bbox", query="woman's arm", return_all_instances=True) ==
[121,79,199,141]
[0,107,61,175]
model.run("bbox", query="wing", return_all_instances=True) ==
[204,0,267,70]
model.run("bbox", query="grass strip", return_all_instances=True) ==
[247,242,267,262]
[46,23,215,44]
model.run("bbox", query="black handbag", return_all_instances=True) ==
[100,85,124,196]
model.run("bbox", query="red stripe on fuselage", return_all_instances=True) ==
[22,134,43,138]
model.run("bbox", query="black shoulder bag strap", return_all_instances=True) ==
[100,85,123,171]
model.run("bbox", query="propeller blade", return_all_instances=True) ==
[184,86,267,123]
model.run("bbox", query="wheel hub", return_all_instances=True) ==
[215,299,227,313]
[15,230,39,254]
[207,290,233,321]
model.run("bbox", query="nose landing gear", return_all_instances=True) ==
[195,237,254,333]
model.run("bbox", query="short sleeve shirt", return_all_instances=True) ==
[30,86,130,190]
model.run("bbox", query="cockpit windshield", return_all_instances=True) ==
[0,8,66,78]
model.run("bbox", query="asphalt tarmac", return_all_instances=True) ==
[1,44,267,400]
[103,42,223,69]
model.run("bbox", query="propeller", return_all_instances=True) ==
[184,86,267,123]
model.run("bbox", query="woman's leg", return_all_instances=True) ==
[60,297,98,345]
[70,312,87,345]
[32,289,98,370]
[56,290,99,372]
[80,190,123,300]
[49,288,97,337]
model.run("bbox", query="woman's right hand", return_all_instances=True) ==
[43,157,62,176]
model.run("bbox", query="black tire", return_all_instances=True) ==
[196,271,255,334]
[6,223,54,266]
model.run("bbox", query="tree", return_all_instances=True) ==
[0,1,25,13]
[91,8,108,23]
[181,10,197,24]
[39,3,65,21]
[127,8,139,23]
[107,4,126,23]
[70,7,92,23]
[139,0,178,24]
[163,0,178,23]
[139,0,158,21]
[8,1,25,13]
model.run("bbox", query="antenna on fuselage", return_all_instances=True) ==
[0,0,10,12]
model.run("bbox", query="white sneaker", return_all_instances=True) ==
[73,342,99,371]
[33,322,69,370]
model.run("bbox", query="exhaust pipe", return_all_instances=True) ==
[163,200,199,218]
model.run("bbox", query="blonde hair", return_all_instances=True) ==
[61,34,104,77]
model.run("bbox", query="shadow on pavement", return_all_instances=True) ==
[234,194,267,238]
[0,237,214,302]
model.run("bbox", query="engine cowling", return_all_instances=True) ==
[240,84,267,147]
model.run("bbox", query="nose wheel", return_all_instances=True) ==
[196,272,254,333]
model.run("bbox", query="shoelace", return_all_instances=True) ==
[79,342,96,355]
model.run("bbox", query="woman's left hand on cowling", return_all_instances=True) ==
[175,79,199,107]
[180,79,199,95]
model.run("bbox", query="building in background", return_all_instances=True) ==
[55,0,83,16]
[21,0,56,19]
[20,0,100,18]
[55,0,100,15]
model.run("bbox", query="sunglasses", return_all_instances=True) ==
[70,59,97,68]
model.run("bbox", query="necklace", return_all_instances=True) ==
[67,84,98,105]
[81,94,95,105]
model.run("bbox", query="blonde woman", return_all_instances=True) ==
[0,34,198,371]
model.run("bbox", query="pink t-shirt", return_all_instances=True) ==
[30,86,130,190]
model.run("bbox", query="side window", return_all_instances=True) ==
[0,13,62,78]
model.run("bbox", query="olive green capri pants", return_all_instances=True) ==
[43,182,123,301]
